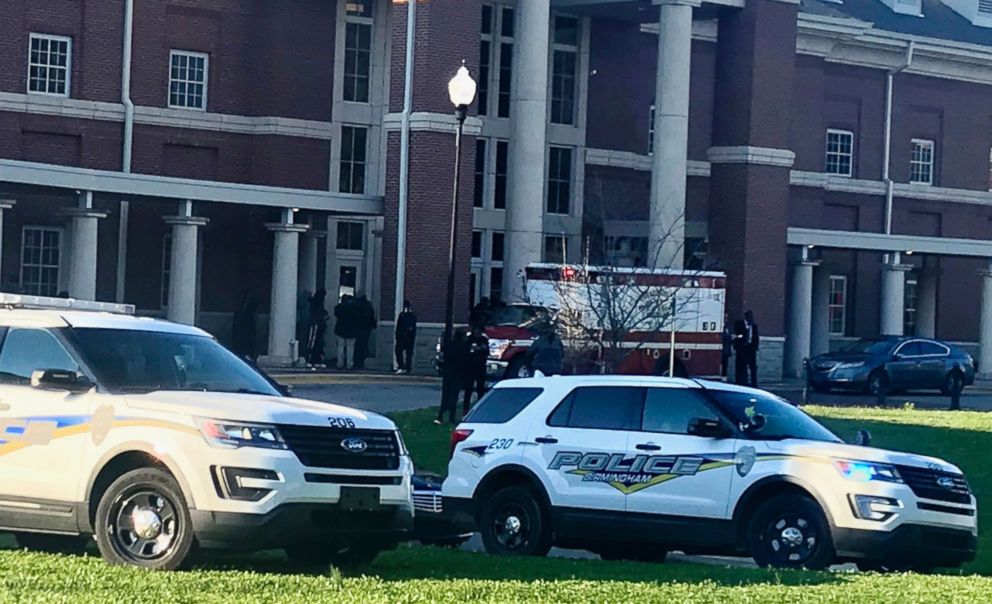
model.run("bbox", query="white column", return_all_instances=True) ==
[0,199,14,277]
[63,192,107,300]
[265,209,309,365]
[648,0,698,269]
[880,252,911,337]
[164,201,208,325]
[503,0,550,300]
[298,230,324,296]
[785,254,818,378]
[810,266,831,356]
[979,261,992,377]
[915,265,938,338]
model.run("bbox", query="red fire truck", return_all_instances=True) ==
[484,263,726,380]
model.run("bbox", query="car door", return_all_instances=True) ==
[915,340,951,389]
[887,340,922,390]
[0,327,90,504]
[529,386,640,514]
[625,386,737,520]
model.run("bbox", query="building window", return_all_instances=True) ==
[479,4,494,116]
[904,278,918,336]
[343,0,373,103]
[20,227,61,297]
[605,236,647,268]
[337,221,365,251]
[544,236,567,263]
[547,146,572,215]
[28,34,71,96]
[648,104,656,156]
[684,237,708,270]
[828,275,847,336]
[494,140,509,209]
[825,129,854,177]
[550,16,578,126]
[169,50,208,110]
[497,7,515,118]
[491,232,505,261]
[474,139,487,208]
[472,230,483,259]
[161,234,172,308]
[910,139,934,185]
[339,126,368,194]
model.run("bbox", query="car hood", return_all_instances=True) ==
[124,391,396,430]
[766,440,962,474]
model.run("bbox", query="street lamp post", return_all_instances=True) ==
[443,63,478,354]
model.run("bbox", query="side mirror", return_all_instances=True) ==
[741,413,768,434]
[855,429,872,447]
[30,369,93,394]
[688,417,730,439]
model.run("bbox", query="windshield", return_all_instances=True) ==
[707,390,841,443]
[489,306,548,327]
[66,328,281,396]
[843,338,896,355]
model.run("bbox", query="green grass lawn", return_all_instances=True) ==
[3,403,992,602]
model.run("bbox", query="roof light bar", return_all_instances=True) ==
[0,293,135,315]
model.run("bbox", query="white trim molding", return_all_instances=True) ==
[790,170,992,207]
[707,146,796,168]
[382,112,483,136]
[0,159,382,214]
[584,148,711,177]
[789,227,992,258]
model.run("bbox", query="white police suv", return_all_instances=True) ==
[443,375,977,570]
[0,295,413,570]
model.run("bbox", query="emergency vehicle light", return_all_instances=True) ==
[0,293,135,315]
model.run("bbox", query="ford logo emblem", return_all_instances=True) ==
[937,476,956,490]
[341,437,368,454]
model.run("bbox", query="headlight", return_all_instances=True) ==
[489,339,511,359]
[836,361,865,370]
[197,418,287,450]
[834,459,903,483]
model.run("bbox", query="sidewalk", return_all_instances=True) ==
[269,368,440,386]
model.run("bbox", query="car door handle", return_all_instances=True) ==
[636,443,661,451]
[535,436,558,444]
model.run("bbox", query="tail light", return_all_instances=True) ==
[449,429,473,459]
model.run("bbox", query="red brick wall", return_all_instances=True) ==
[0,111,123,170]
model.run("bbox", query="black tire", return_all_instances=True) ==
[94,467,196,570]
[747,494,835,570]
[941,371,965,396]
[285,543,381,572]
[866,370,889,397]
[597,544,668,563]
[478,485,551,556]
[505,356,532,380]
[13,532,90,555]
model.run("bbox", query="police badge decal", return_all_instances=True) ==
[735,445,756,477]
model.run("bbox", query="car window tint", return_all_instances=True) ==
[896,341,922,357]
[917,341,947,356]
[550,386,642,430]
[642,388,718,434]
[464,388,543,424]
[0,328,78,383]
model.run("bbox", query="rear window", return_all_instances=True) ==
[463,387,543,424]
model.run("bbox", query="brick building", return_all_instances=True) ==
[0,0,990,378]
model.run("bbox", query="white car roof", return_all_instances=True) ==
[0,308,211,336]
[497,374,703,389]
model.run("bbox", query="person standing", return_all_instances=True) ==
[395,300,417,374]
[469,297,492,328]
[721,313,734,382]
[352,293,377,370]
[334,294,356,370]
[526,325,564,376]
[306,289,329,367]
[296,290,312,360]
[231,292,258,363]
[734,310,760,387]
[436,329,468,424]
[462,324,489,414]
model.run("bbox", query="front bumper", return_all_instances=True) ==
[833,523,977,567]
[191,502,414,550]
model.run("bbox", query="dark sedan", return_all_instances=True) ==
[807,337,976,395]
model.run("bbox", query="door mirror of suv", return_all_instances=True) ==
[855,429,872,447]
[30,369,93,394]
[688,417,730,439]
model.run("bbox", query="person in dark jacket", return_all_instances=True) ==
[296,290,312,359]
[462,324,490,413]
[436,329,469,424]
[352,293,377,370]
[395,300,417,373]
[734,310,760,387]
[721,313,734,382]
[231,292,258,363]
[469,297,492,328]
[306,289,329,367]
[526,326,564,376]
[334,294,356,369]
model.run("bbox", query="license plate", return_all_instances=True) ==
[339,486,381,511]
